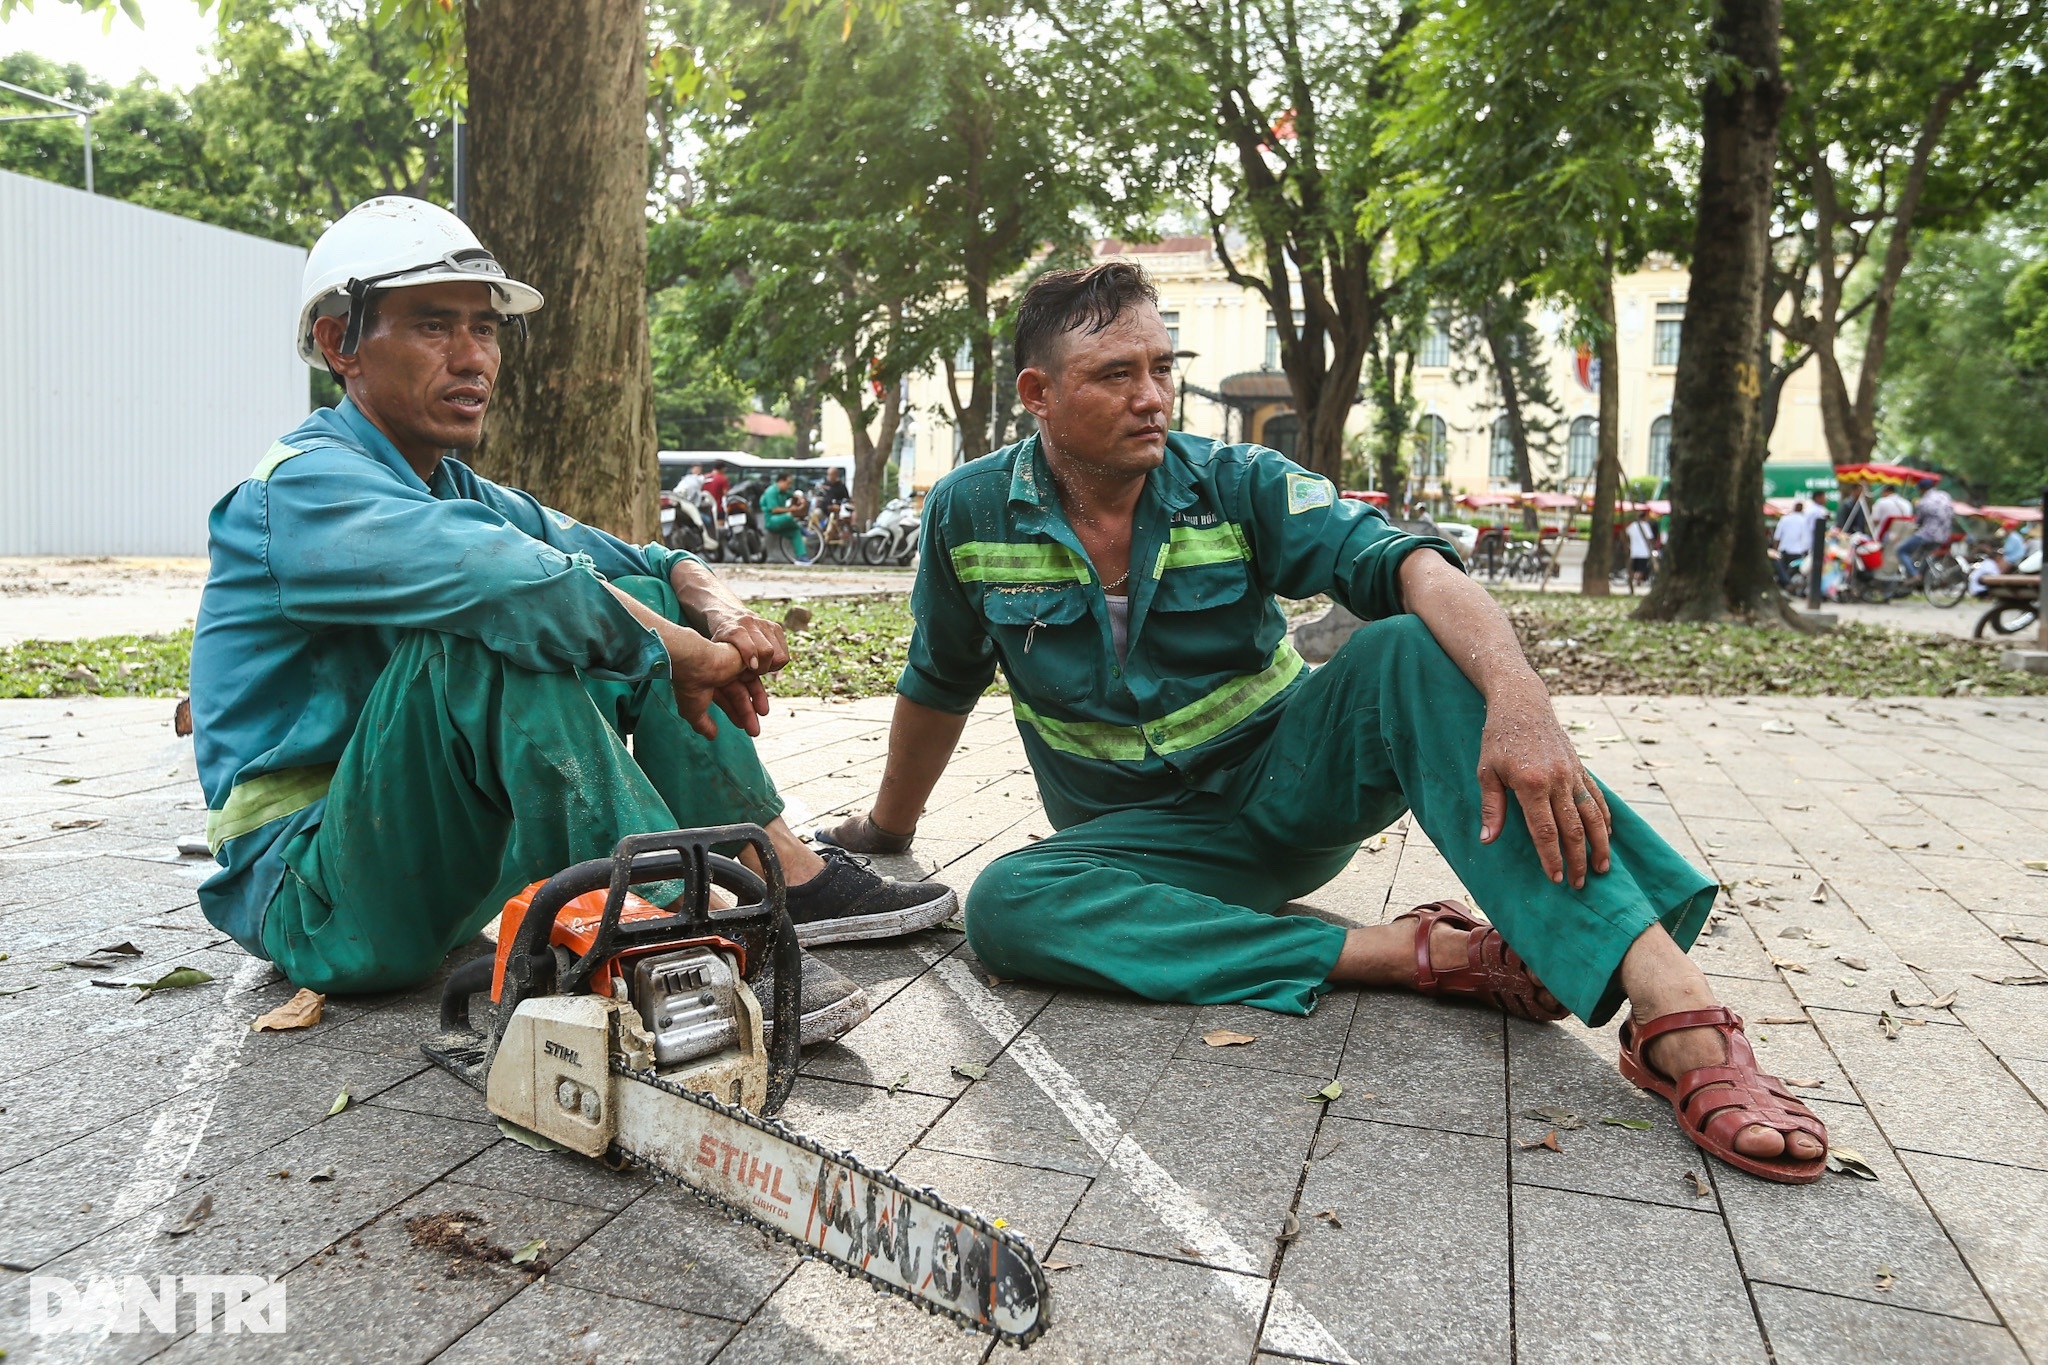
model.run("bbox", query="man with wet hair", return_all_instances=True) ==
[823,261,1829,1184]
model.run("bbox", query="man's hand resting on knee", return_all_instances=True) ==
[604,581,766,740]
[1397,551,1613,889]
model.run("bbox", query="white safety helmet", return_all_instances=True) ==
[296,196,544,370]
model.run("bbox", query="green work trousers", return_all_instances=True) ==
[261,576,784,994]
[966,615,1716,1024]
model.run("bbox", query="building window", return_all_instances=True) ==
[1415,414,1448,478]
[953,338,974,372]
[1161,310,1180,351]
[1653,303,1684,367]
[1418,319,1449,368]
[1648,415,1672,477]
[1567,417,1597,479]
[1266,309,1305,370]
[1490,415,1516,480]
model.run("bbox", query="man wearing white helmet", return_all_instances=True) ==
[191,197,956,1039]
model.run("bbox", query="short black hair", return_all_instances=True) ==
[1013,262,1160,373]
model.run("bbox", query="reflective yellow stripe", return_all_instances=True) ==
[251,442,304,482]
[1144,642,1303,756]
[1010,699,1148,762]
[205,763,337,856]
[1010,642,1303,763]
[1158,523,1249,571]
[951,540,1090,584]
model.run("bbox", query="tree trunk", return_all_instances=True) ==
[1483,315,1535,508]
[1638,0,1784,622]
[1582,267,1622,597]
[839,379,903,529]
[465,0,656,541]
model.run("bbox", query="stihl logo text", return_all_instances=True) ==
[544,1040,579,1064]
[697,1134,795,1204]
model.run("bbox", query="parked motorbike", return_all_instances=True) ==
[720,491,765,563]
[660,488,722,559]
[858,497,920,566]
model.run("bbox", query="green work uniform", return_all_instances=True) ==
[761,483,803,557]
[901,433,1715,1021]
[263,574,783,994]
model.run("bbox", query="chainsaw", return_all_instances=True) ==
[422,825,1049,1346]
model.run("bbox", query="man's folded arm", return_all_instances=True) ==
[1231,451,1462,618]
[262,467,665,681]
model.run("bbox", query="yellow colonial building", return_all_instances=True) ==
[833,236,1830,499]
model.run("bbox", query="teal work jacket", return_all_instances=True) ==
[191,399,695,955]
[899,432,1460,828]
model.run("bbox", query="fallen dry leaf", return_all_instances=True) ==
[2022,860,2048,872]
[1782,803,1813,811]
[1602,1117,1654,1131]
[1972,973,2048,986]
[887,1071,911,1096]
[1201,1029,1257,1048]
[1875,1263,1896,1292]
[308,1166,336,1183]
[1521,1104,1585,1130]
[250,988,325,1033]
[1836,955,1869,972]
[1043,1260,1078,1272]
[1314,1209,1343,1229]
[1826,1146,1880,1181]
[50,818,102,831]
[1784,1077,1826,1089]
[1809,882,1829,904]
[1778,926,1811,940]
[1770,956,1810,974]
[1277,1211,1301,1243]
[93,942,142,957]
[1878,1011,1903,1041]
[1758,1015,1806,1025]
[1516,1130,1563,1153]
[165,1194,213,1237]
[1761,720,1798,735]
[1683,1170,1711,1198]
[1890,988,1957,1011]
[950,1062,989,1082]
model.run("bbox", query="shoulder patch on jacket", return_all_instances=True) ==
[1286,471,1333,514]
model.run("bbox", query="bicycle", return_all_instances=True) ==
[1921,537,1973,609]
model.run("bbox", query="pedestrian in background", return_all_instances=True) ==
[1625,508,1660,592]
[1772,499,1813,589]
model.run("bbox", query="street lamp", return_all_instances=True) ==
[1173,349,1199,432]
[0,79,94,193]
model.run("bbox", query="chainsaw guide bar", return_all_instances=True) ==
[610,1062,1050,1346]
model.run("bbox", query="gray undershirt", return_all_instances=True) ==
[1106,593,1130,666]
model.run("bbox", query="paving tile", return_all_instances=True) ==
[1751,1283,2026,1365]
[1949,976,2048,1064]
[1274,1117,1509,1364]
[1812,1007,2048,1169]
[1512,1184,1766,1365]
[438,1281,737,1364]
[1002,1241,1262,1365]
[1331,991,1506,1139]
[712,1258,990,1365]
[805,965,1053,1099]
[1718,1101,1996,1321]
[773,1077,948,1170]
[148,1180,615,1362]
[887,1150,1089,1259]
[546,1183,799,1321]
[1901,1151,2048,1360]
[443,1135,657,1214]
[1062,1057,1321,1271]
[919,1002,1188,1178]
[1506,1018,1722,1211]
[1174,990,1357,1081]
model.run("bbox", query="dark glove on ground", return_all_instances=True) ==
[816,812,915,855]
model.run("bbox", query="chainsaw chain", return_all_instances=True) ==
[608,1062,1050,1348]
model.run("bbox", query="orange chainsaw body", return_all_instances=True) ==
[488,881,747,1003]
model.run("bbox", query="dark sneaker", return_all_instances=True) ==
[755,948,872,1048]
[785,846,959,946]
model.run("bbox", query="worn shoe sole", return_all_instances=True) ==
[762,983,874,1049]
[792,885,960,948]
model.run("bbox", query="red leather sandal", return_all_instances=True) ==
[1399,900,1569,1023]
[1617,1005,1828,1184]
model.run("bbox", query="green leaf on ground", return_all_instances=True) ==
[1521,1104,1585,1130]
[135,967,213,999]
[509,1238,547,1266]
[1308,1080,1343,1103]
[950,1062,989,1081]
[1601,1117,1654,1131]
[327,1089,351,1118]
[496,1118,563,1151]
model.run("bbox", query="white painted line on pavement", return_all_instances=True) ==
[918,947,1358,1365]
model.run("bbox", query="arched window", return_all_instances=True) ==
[1415,414,1448,477]
[1648,415,1672,478]
[1568,417,1597,480]
[1490,416,1516,480]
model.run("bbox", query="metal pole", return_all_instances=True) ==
[80,113,92,195]
[2037,486,2047,651]
[0,79,95,192]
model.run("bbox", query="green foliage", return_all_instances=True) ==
[1497,592,2048,697]
[0,631,190,699]
[1880,215,2048,501]
[649,286,750,450]
[1,4,452,247]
